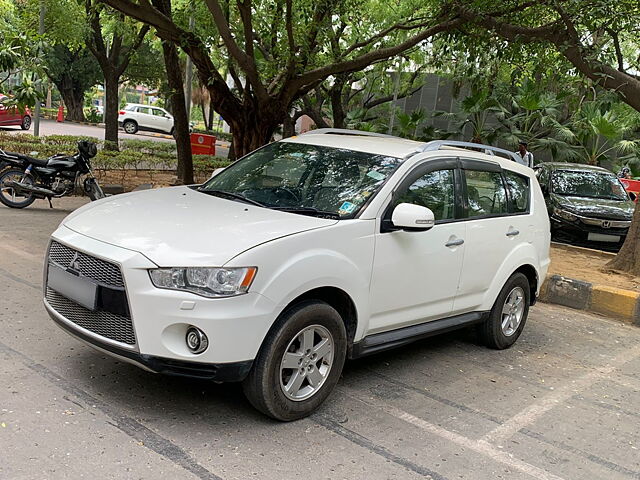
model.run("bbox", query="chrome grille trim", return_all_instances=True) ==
[46,288,136,346]
[45,241,137,348]
[579,217,631,228]
[48,241,124,287]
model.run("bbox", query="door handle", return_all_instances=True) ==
[506,229,520,237]
[445,238,464,247]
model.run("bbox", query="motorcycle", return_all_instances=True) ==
[0,140,105,209]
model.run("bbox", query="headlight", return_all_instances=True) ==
[149,267,257,298]
[553,207,578,222]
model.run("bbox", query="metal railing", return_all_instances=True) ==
[299,129,520,162]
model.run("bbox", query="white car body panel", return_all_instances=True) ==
[44,132,551,375]
[62,186,336,267]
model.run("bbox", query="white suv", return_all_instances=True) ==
[44,130,550,421]
[118,103,174,135]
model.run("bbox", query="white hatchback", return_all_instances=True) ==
[44,130,550,420]
[118,103,174,135]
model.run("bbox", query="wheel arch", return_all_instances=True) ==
[267,286,358,357]
[513,264,539,306]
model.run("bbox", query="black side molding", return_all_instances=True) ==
[351,311,489,359]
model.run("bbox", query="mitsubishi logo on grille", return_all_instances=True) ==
[602,220,611,229]
[67,252,81,274]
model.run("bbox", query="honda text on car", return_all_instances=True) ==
[535,162,634,250]
[44,130,550,421]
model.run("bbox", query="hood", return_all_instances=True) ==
[63,186,337,266]
[551,193,634,220]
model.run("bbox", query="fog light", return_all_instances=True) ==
[185,327,208,354]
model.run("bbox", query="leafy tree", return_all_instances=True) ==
[450,1,640,115]
[85,0,150,148]
[101,0,463,157]
[44,45,103,121]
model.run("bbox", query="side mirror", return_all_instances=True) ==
[391,203,435,231]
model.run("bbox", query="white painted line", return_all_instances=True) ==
[345,391,567,480]
[481,344,640,444]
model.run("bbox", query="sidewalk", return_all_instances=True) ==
[539,243,640,325]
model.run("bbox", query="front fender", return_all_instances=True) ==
[225,220,376,342]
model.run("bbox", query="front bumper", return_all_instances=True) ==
[44,225,277,378]
[46,301,252,381]
[551,214,628,249]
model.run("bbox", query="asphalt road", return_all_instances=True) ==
[1,197,640,480]
[1,119,230,158]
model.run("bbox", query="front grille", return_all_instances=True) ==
[46,241,136,346]
[46,288,136,345]
[48,241,124,287]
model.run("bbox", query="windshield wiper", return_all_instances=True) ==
[271,206,341,219]
[199,189,265,207]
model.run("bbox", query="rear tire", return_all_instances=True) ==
[123,120,138,134]
[477,272,530,349]
[0,169,36,208]
[242,300,347,421]
[21,115,31,130]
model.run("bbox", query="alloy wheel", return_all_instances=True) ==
[279,324,334,401]
[501,287,525,336]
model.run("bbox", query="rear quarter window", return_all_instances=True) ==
[504,170,530,214]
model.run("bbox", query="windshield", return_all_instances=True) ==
[200,142,403,218]
[551,170,628,201]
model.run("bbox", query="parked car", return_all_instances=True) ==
[44,131,550,421]
[534,162,634,250]
[117,103,174,135]
[0,94,32,130]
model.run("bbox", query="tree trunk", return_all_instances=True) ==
[161,40,193,184]
[208,100,215,132]
[606,203,640,274]
[228,113,278,159]
[103,72,120,150]
[282,113,295,138]
[200,103,209,130]
[58,87,86,122]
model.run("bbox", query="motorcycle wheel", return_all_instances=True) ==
[84,177,105,201]
[0,169,36,209]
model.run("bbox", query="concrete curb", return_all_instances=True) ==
[540,274,640,326]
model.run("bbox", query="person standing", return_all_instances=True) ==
[514,141,534,168]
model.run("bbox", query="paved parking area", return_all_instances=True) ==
[1,197,639,480]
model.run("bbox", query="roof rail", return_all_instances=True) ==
[300,128,395,139]
[419,140,519,163]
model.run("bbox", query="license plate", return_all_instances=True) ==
[48,264,98,310]
[587,233,621,243]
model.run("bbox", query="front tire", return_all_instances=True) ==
[477,272,530,349]
[242,300,347,421]
[0,169,36,208]
[21,115,31,130]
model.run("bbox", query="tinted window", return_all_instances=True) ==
[136,106,151,115]
[465,170,508,217]
[551,170,627,200]
[394,169,456,221]
[504,171,530,213]
[152,108,166,116]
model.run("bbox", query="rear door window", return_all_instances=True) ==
[464,170,508,217]
[504,171,530,213]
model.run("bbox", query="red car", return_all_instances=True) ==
[0,94,32,130]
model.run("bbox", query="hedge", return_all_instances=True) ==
[0,132,230,176]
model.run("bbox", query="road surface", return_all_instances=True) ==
[1,197,639,480]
